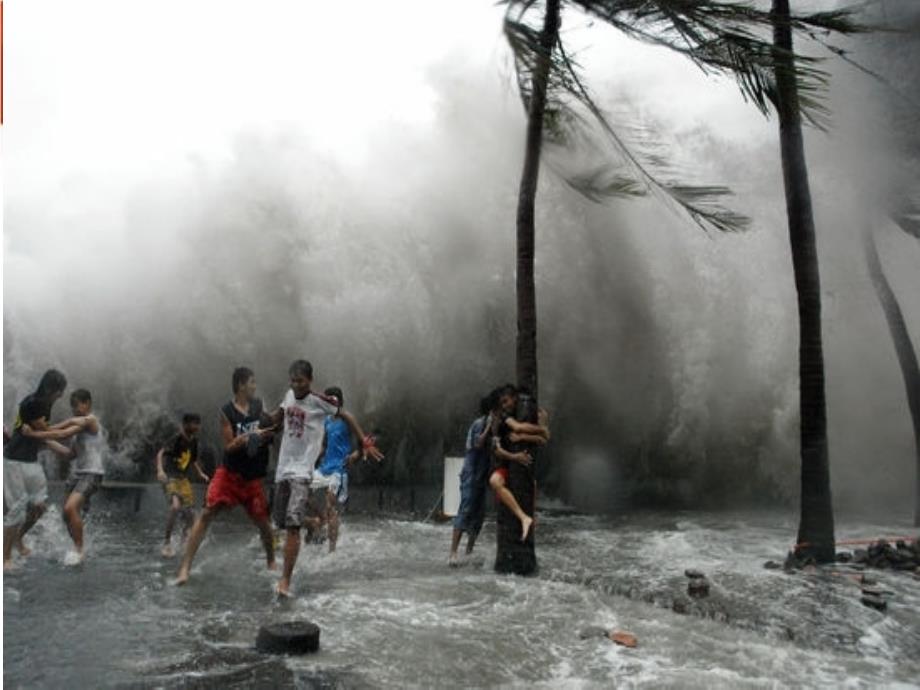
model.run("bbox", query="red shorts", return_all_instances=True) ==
[206,466,269,521]
[492,466,509,484]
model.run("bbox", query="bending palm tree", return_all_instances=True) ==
[865,215,920,526]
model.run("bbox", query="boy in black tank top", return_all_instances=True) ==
[175,367,277,586]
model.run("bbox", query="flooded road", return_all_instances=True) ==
[4,492,919,688]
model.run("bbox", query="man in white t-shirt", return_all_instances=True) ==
[268,359,382,597]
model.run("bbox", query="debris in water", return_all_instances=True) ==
[860,594,888,612]
[608,631,638,648]
[255,621,321,655]
[687,578,710,599]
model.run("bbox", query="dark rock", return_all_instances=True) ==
[835,551,853,563]
[860,575,877,586]
[684,569,706,579]
[896,540,907,550]
[853,549,869,564]
[672,599,689,614]
[256,621,321,655]
[763,560,783,570]
[860,594,888,612]
[688,578,710,599]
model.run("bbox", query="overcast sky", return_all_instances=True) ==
[3,0,770,202]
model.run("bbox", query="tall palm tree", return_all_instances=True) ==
[769,0,833,562]
[865,214,920,526]
[514,0,560,397]
[502,0,863,567]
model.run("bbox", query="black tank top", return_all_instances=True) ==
[220,399,269,480]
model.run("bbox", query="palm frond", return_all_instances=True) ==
[505,5,751,233]
[561,0,868,128]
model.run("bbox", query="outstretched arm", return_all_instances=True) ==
[508,431,547,446]
[505,417,550,441]
[48,415,99,434]
[44,439,76,460]
[338,410,384,462]
[22,423,82,441]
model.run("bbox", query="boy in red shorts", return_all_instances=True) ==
[175,367,276,585]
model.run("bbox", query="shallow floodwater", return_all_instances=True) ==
[3,491,919,688]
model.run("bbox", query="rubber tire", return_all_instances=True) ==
[256,621,321,654]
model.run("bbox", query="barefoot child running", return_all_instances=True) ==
[43,389,106,564]
[268,361,382,596]
[309,385,381,553]
[175,367,276,585]
[156,413,208,557]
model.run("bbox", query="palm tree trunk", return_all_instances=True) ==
[515,0,560,397]
[771,0,835,562]
[495,0,560,577]
[864,226,920,526]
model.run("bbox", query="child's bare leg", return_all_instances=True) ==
[16,503,46,555]
[175,506,219,585]
[449,528,463,564]
[465,530,479,555]
[4,525,20,571]
[490,472,533,542]
[278,528,301,596]
[302,516,321,544]
[180,508,194,545]
[162,495,181,557]
[248,513,277,570]
[62,493,86,556]
[326,491,339,553]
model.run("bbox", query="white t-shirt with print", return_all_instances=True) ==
[274,390,340,482]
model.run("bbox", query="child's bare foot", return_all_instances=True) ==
[520,515,534,542]
[267,560,278,571]
[174,568,190,586]
[276,579,292,597]
[448,552,460,568]
[161,543,175,558]
[4,559,15,573]
[63,550,84,567]
[15,541,31,557]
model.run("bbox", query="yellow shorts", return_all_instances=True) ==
[165,478,194,508]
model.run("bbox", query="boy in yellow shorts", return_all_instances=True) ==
[156,413,209,557]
